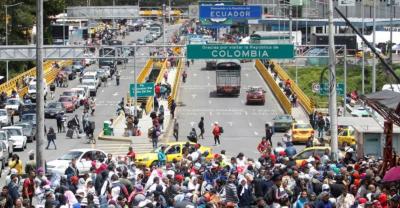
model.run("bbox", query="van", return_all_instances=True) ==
[28,81,48,101]
[382,84,400,93]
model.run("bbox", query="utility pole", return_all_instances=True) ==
[36,0,45,170]
[113,0,116,29]
[169,0,172,24]
[163,3,166,55]
[328,0,338,161]
[133,45,137,117]
[362,2,365,94]
[389,0,393,64]
[372,0,376,92]
[289,3,293,44]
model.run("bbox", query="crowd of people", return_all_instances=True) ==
[2,139,400,208]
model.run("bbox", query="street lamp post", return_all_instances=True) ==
[4,2,23,81]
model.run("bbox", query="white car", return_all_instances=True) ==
[5,98,22,114]
[0,130,13,158]
[83,53,96,65]
[46,149,107,175]
[351,107,372,117]
[71,88,88,105]
[100,66,111,78]
[0,109,9,127]
[1,126,27,150]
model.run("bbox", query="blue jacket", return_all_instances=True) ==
[158,151,166,162]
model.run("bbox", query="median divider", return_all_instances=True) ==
[255,60,291,114]
[168,58,183,108]
[270,61,314,114]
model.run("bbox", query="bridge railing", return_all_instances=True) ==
[255,60,291,114]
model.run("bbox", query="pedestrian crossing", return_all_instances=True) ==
[94,141,154,157]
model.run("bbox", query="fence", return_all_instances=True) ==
[270,61,314,114]
[255,60,291,114]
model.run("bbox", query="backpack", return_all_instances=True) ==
[219,126,224,134]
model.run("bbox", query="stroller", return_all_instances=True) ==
[84,121,96,144]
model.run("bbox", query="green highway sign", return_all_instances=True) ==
[186,44,294,59]
[319,82,344,96]
[130,82,155,97]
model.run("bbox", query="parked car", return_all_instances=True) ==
[246,87,266,105]
[291,122,314,143]
[72,61,85,73]
[2,126,27,150]
[14,122,36,142]
[20,113,37,127]
[58,96,76,113]
[135,142,213,167]
[145,35,154,43]
[71,88,88,105]
[137,38,145,45]
[272,114,294,132]
[0,109,9,127]
[5,98,22,115]
[351,106,371,117]
[47,149,107,175]
[62,91,79,108]
[45,102,65,118]
[0,130,13,158]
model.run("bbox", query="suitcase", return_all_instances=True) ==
[66,128,74,138]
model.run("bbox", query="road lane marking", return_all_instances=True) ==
[113,92,119,96]
[191,94,197,99]
[245,73,249,77]
[244,111,248,116]
[254,131,259,136]
[207,76,210,80]
[208,100,212,104]
[190,121,195,127]
[249,122,252,127]
[207,83,210,86]
[193,73,197,77]
[227,122,233,126]
[209,111,212,116]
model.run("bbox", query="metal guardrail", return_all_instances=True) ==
[145,59,168,113]
[271,61,314,114]
[255,60,291,114]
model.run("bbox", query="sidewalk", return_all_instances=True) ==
[98,65,178,155]
[265,65,309,122]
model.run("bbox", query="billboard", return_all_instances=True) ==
[199,5,262,19]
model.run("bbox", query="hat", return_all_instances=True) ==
[322,184,330,191]
[175,174,184,182]
[214,121,219,125]
[358,198,368,204]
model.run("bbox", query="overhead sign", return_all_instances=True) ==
[199,1,233,28]
[199,5,262,19]
[339,0,355,6]
[67,6,139,19]
[319,83,345,96]
[187,44,294,59]
[130,82,155,97]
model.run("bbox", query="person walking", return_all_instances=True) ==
[317,114,325,139]
[56,112,63,133]
[170,99,176,119]
[212,122,222,146]
[182,70,187,83]
[46,127,57,150]
[198,117,205,140]
[151,125,161,149]
[173,119,179,141]
[265,123,274,146]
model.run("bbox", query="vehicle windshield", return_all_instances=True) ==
[83,75,95,80]
[21,114,35,121]
[295,124,312,129]
[5,129,22,136]
[59,97,72,102]
[29,84,36,90]
[7,99,19,105]
[58,151,83,160]
[248,88,262,93]
[0,132,6,140]
[63,91,75,96]
[47,102,61,108]
[0,111,6,116]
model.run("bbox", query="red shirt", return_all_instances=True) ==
[155,85,161,94]
[127,150,136,160]
[23,178,35,197]
[257,141,270,153]
[212,126,220,136]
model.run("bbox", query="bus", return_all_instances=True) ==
[216,60,241,96]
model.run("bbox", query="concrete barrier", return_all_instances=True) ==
[255,60,291,114]
[270,61,314,114]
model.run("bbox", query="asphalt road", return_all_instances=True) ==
[0,23,180,183]
[174,60,287,159]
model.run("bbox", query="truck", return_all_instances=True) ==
[215,60,241,96]
[310,33,357,54]
[149,23,162,38]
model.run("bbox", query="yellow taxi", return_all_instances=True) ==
[135,142,213,167]
[338,126,356,146]
[293,146,330,167]
[293,146,348,167]
[291,122,314,143]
